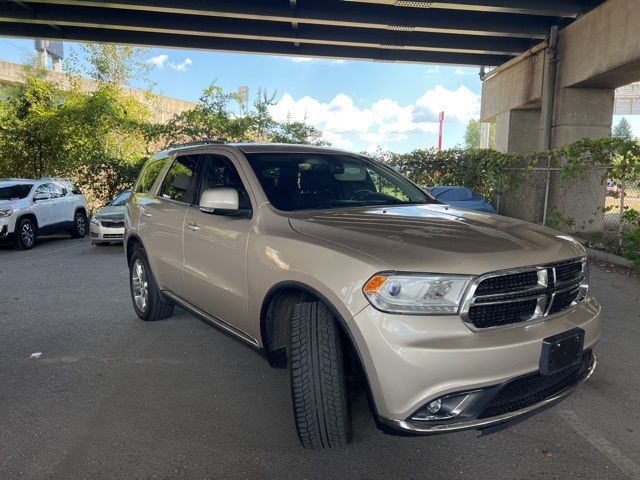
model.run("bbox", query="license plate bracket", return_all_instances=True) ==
[539,327,585,376]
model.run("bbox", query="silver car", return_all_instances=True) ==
[90,190,130,245]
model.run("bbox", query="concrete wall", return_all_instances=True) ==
[0,60,195,123]
[480,51,544,123]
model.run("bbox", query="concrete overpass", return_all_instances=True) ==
[0,1,604,67]
[481,0,640,152]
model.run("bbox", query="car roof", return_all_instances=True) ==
[0,179,39,186]
[164,142,358,157]
[231,143,355,156]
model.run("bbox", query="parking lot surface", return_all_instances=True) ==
[1,238,639,480]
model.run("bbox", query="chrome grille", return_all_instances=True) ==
[101,220,124,228]
[462,258,587,329]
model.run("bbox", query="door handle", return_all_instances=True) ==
[186,222,200,231]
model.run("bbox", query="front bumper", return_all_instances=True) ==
[380,351,596,434]
[90,221,124,242]
[351,296,601,433]
[0,217,15,242]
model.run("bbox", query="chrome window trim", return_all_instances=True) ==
[460,257,587,331]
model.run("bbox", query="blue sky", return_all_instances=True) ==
[1,37,638,153]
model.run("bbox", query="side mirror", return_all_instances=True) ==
[199,188,239,213]
[33,193,49,201]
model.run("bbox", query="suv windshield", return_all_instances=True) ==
[245,152,434,211]
[0,184,33,201]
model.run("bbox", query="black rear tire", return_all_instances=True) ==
[290,301,352,449]
[15,218,36,250]
[70,211,87,238]
[129,248,174,321]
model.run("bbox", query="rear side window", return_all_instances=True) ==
[50,183,67,198]
[137,158,167,194]
[159,155,199,203]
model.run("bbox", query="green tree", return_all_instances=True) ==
[151,84,327,148]
[271,120,327,145]
[0,63,69,178]
[613,117,634,140]
[0,54,152,210]
[68,43,153,87]
[464,119,496,149]
[464,119,481,148]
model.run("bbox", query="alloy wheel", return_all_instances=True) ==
[21,222,35,248]
[131,258,148,312]
[76,215,86,236]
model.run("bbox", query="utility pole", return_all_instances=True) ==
[437,111,445,150]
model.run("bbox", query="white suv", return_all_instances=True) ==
[0,178,88,250]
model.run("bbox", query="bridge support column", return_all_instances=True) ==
[495,109,541,154]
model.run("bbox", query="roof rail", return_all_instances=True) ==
[39,177,72,182]
[169,139,224,149]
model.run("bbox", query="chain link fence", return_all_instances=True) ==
[496,166,640,254]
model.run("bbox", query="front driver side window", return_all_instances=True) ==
[199,154,252,210]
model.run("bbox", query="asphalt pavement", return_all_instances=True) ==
[1,237,639,480]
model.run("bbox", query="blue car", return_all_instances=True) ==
[428,185,496,213]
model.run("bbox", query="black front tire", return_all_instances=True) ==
[129,248,174,321]
[290,301,352,449]
[70,211,87,238]
[15,218,36,250]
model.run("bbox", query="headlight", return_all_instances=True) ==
[0,208,13,217]
[363,273,472,314]
[90,216,99,225]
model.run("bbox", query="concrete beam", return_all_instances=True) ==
[556,0,640,88]
[480,51,544,121]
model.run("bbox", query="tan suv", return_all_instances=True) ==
[124,141,601,449]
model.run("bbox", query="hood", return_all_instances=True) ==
[288,204,585,275]
[94,205,125,218]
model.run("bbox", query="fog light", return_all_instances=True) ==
[427,399,442,414]
[411,390,484,422]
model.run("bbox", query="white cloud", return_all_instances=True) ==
[289,56,314,63]
[148,55,192,71]
[426,66,441,74]
[454,67,477,76]
[169,58,192,71]
[286,56,346,65]
[270,84,477,148]
[147,54,168,69]
[364,144,385,155]
[321,131,353,149]
[415,85,480,124]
